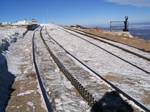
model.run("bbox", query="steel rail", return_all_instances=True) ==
[32,28,52,112]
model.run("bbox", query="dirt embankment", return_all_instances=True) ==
[70,26,150,52]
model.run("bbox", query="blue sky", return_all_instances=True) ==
[0,0,150,25]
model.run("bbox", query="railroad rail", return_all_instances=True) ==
[32,27,52,112]
[60,27,150,74]
[64,27,150,61]
[40,27,96,106]
[43,26,150,112]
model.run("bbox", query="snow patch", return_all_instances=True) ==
[17,90,34,96]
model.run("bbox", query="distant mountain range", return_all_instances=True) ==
[98,22,150,40]
[129,23,150,40]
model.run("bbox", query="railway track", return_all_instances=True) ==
[60,28,150,74]
[65,27,150,56]
[40,27,96,106]
[32,28,52,112]
[42,26,150,112]
[33,27,91,112]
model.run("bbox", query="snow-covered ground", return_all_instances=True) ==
[0,27,27,111]
[46,24,150,110]
[0,27,26,39]
[0,27,26,52]
[0,26,47,112]
[5,29,47,112]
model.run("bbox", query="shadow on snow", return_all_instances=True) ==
[91,91,133,112]
[0,47,15,111]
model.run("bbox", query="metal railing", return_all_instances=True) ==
[110,16,129,32]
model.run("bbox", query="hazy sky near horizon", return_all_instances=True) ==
[0,0,150,25]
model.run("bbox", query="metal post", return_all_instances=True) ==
[110,21,112,32]
[123,16,128,32]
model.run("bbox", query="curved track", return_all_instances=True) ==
[44,26,150,112]
[32,28,52,112]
